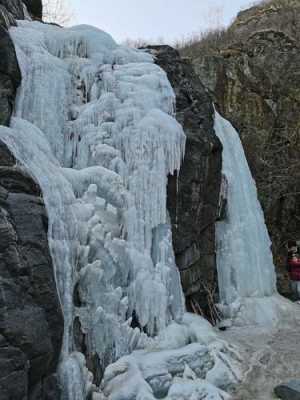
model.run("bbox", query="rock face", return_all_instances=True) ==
[187,0,300,298]
[147,46,222,319]
[0,1,63,399]
[0,0,24,20]
[0,19,20,124]
[0,142,63,400]
[23,0,42,19]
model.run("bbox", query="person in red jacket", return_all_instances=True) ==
[287,240,300,300]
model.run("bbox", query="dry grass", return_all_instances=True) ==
[175,28,235,58]
[176,0,300,59]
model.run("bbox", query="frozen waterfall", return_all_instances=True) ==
[0,19,185,398]
[0,19,242,400]
[214,111,295,326]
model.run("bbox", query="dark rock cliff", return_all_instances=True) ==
[0,1,63,399]
[147,46,222,319]
[23,0,42,19]
[0,142,63,400]
[184,0,300,298]
[0,0,24,20]
[0,13,20,124]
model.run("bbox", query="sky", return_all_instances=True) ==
[70,0,255,44]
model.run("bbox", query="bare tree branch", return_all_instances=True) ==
[43,0,73,26]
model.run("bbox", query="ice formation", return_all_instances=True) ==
[10,19,187,352]
[100,314,242,400]
[214,111,296,326]
[0,19,242,400]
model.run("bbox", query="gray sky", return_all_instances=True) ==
[71,0,254,44]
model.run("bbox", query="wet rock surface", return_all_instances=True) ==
[147,45,222,319]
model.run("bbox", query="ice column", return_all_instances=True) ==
[214,111,279,324]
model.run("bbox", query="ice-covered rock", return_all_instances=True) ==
[101,336,239,399]
[100,314,242,399]
[168,378,231,400]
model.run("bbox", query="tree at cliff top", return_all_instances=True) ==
[43,0,73,25]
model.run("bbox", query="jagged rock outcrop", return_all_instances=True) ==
[147,46,222,318]
[0,1,63,399]
[230,0,300,41]
[186,0,300,298]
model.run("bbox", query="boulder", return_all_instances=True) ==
[275,380,300,400]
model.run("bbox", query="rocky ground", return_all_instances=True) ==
[222,311,300,400]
